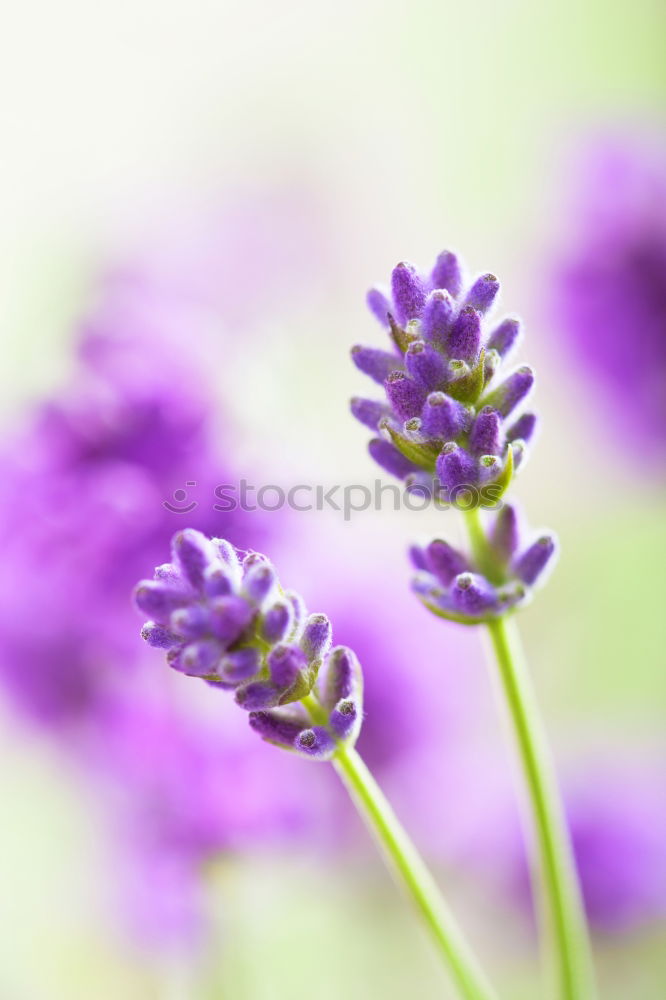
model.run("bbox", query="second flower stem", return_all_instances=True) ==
[332,745,498,1000]
[301,693,497,1000]
[465,508,597,1000]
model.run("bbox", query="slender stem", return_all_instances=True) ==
[464,509,597,1000]
[330,743,498,1000]
[300,694,496,999]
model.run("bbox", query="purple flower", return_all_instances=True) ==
[353,251,534,503]
[136,530,364,761]
[554,136,666,457]
[97,694,326,955]
[410,504,557,624]
[505,756,666,933]
[0,321,257,729]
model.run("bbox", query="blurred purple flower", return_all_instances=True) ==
[97,694,326,954]
[499,754,666,934]
[0,319,253,729]
[555,136,666,456]
[0,241,302,952]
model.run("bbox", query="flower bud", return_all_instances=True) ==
[172,529,216,589]
[482,366,534,417]
[329,699,360,741]
[421,392,469,439]
[490,504,521,563]
[209,595,254,643]
[506,412,537,444]
[296,727,336,760]
[134,581,190,624]
[351,345,401,384]
[180,639,222,677]
[464,273,500,314]
[260,600,293,643]
[350,396,390,431]
[384,371,428,421]
[469,406,502,457]
[242,560,277,603]
[301,613,333,661]
[391,262,427,325]
[235,681,281,711]
[421,289,455,346]
[451,572,499,617]
[436,443,477,493]
[368,438,417,479]
[140,621,179,649]
[487,317,520,357]
[321,646,362,711]
[405,340,447,390]
[424,539,470,585]
[170,605,210,639]
[430,250,462,297]
[514,535,558,586]
[366,287,391,327]
[447,306,482,363]
[248,708,310,749]
[268,645,308,690]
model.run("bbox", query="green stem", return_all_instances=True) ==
[301,697,497,1000]
[465,509,597,1000]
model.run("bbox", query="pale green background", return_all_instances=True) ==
[0,1,664,997]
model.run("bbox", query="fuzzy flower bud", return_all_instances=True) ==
[410,505,557,624]
[135,531,364,760]
[352,249,537,506]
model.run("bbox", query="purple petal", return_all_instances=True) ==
[487,317,520,357]
[483,366,534,417]
[391,262,427,325]
[366,287,391,326]
[514,535,558,586]
[425,539,470,585]
[447,307,482,363]
[209,595,254,644]
[384,371,427,421]
[368,438,417,479]
[430,250,462,297]
[450,572,499,617]
[350,397,390,431]
[435,443,477,493]
[171,529,216,589]
[421,289,455,346]
[464,273,500,314]
[469,407,502,457]
[420,392,469,439]
[405,341,447,391]
[351,345,402,384]
[301,613,332,661]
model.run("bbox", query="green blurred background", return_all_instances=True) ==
[0,1,664,997]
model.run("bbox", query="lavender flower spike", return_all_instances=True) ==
[353,250,538,504]
[135,529,363,761]
[135,533,498,1000]
[359,249,598,998]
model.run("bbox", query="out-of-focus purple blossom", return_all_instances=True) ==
[135,530,364,761]
[554,137,666,456]
[353,251,537,502]
[505,756,666,933]
[0,321,254,730]
[0,229,303,955]
[96,692,327,955]
[410,504,558,625]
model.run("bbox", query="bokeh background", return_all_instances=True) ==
[1,1,664,997]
